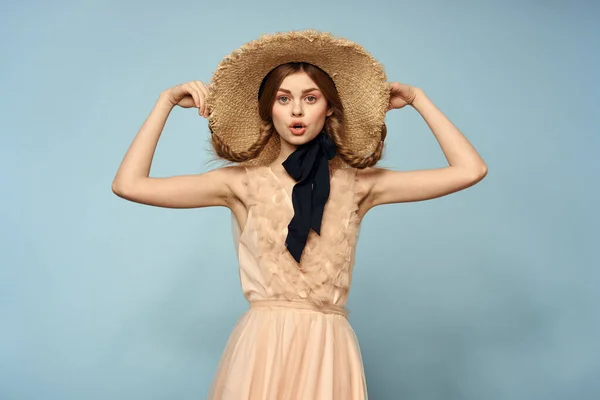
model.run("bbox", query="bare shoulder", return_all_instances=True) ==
[355,166,379,190]
[224,164,252,204]
[201,164,252,208]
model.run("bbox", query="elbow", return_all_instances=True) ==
[112,177,148,200]
[458,164,487,184]
[112,179,130,198]
[471,164,488,183]
[478,164,488,179]
[112,180,123,197]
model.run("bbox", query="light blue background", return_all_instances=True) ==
[1,0,598,399]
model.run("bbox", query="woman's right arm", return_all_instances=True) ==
[112,82,239,209]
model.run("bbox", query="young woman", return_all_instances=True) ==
[112,30,487,399]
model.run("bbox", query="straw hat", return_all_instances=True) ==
[205,29,390,167]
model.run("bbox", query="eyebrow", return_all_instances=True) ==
[277,87,320,94]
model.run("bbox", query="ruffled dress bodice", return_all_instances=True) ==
[231,165,362,309]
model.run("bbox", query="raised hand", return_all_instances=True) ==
[387,82,420,111]
[162,80,211,118]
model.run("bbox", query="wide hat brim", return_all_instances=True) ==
[206,29,390,167]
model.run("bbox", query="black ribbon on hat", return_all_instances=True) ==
[282,131,337,263]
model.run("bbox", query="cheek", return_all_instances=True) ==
[271,106,285,123]
[314,101,328,116]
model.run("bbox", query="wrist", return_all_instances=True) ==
[157,92,176,109]
[410,88,426,109]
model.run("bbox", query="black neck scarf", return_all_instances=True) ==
[281,131,337,263]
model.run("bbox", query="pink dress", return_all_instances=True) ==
[208,165,368,399]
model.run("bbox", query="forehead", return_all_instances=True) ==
[278,72,318,90]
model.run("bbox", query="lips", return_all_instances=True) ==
[289,121,306,129]
[289,122,307,135]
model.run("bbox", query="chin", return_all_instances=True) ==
[283,132,320,146]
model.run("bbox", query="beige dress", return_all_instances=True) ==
[208,165,367,400]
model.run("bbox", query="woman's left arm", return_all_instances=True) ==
[360,83,488,208]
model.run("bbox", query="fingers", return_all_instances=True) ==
[174,80,209,118]
[190,80,209,118]
[197,81,210,118]
[184,82,202,111]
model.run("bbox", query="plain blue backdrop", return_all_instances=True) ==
[1,0,598,399]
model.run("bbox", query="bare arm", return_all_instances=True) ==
[112,85,237,209]
[360,88,488,208]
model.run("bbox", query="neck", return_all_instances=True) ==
[272,139,298,166]
[273,132,325,167]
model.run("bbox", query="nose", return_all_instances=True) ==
[291,101,304,117]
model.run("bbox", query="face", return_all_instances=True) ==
[271,71,333,147]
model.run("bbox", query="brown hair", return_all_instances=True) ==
[209,62,387,169]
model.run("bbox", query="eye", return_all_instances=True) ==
[277,94,318,104]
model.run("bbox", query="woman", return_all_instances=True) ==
[112,30,487,399]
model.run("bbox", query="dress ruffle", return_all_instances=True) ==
[240,165,361,307]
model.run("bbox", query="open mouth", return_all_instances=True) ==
[289,124,307,135]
